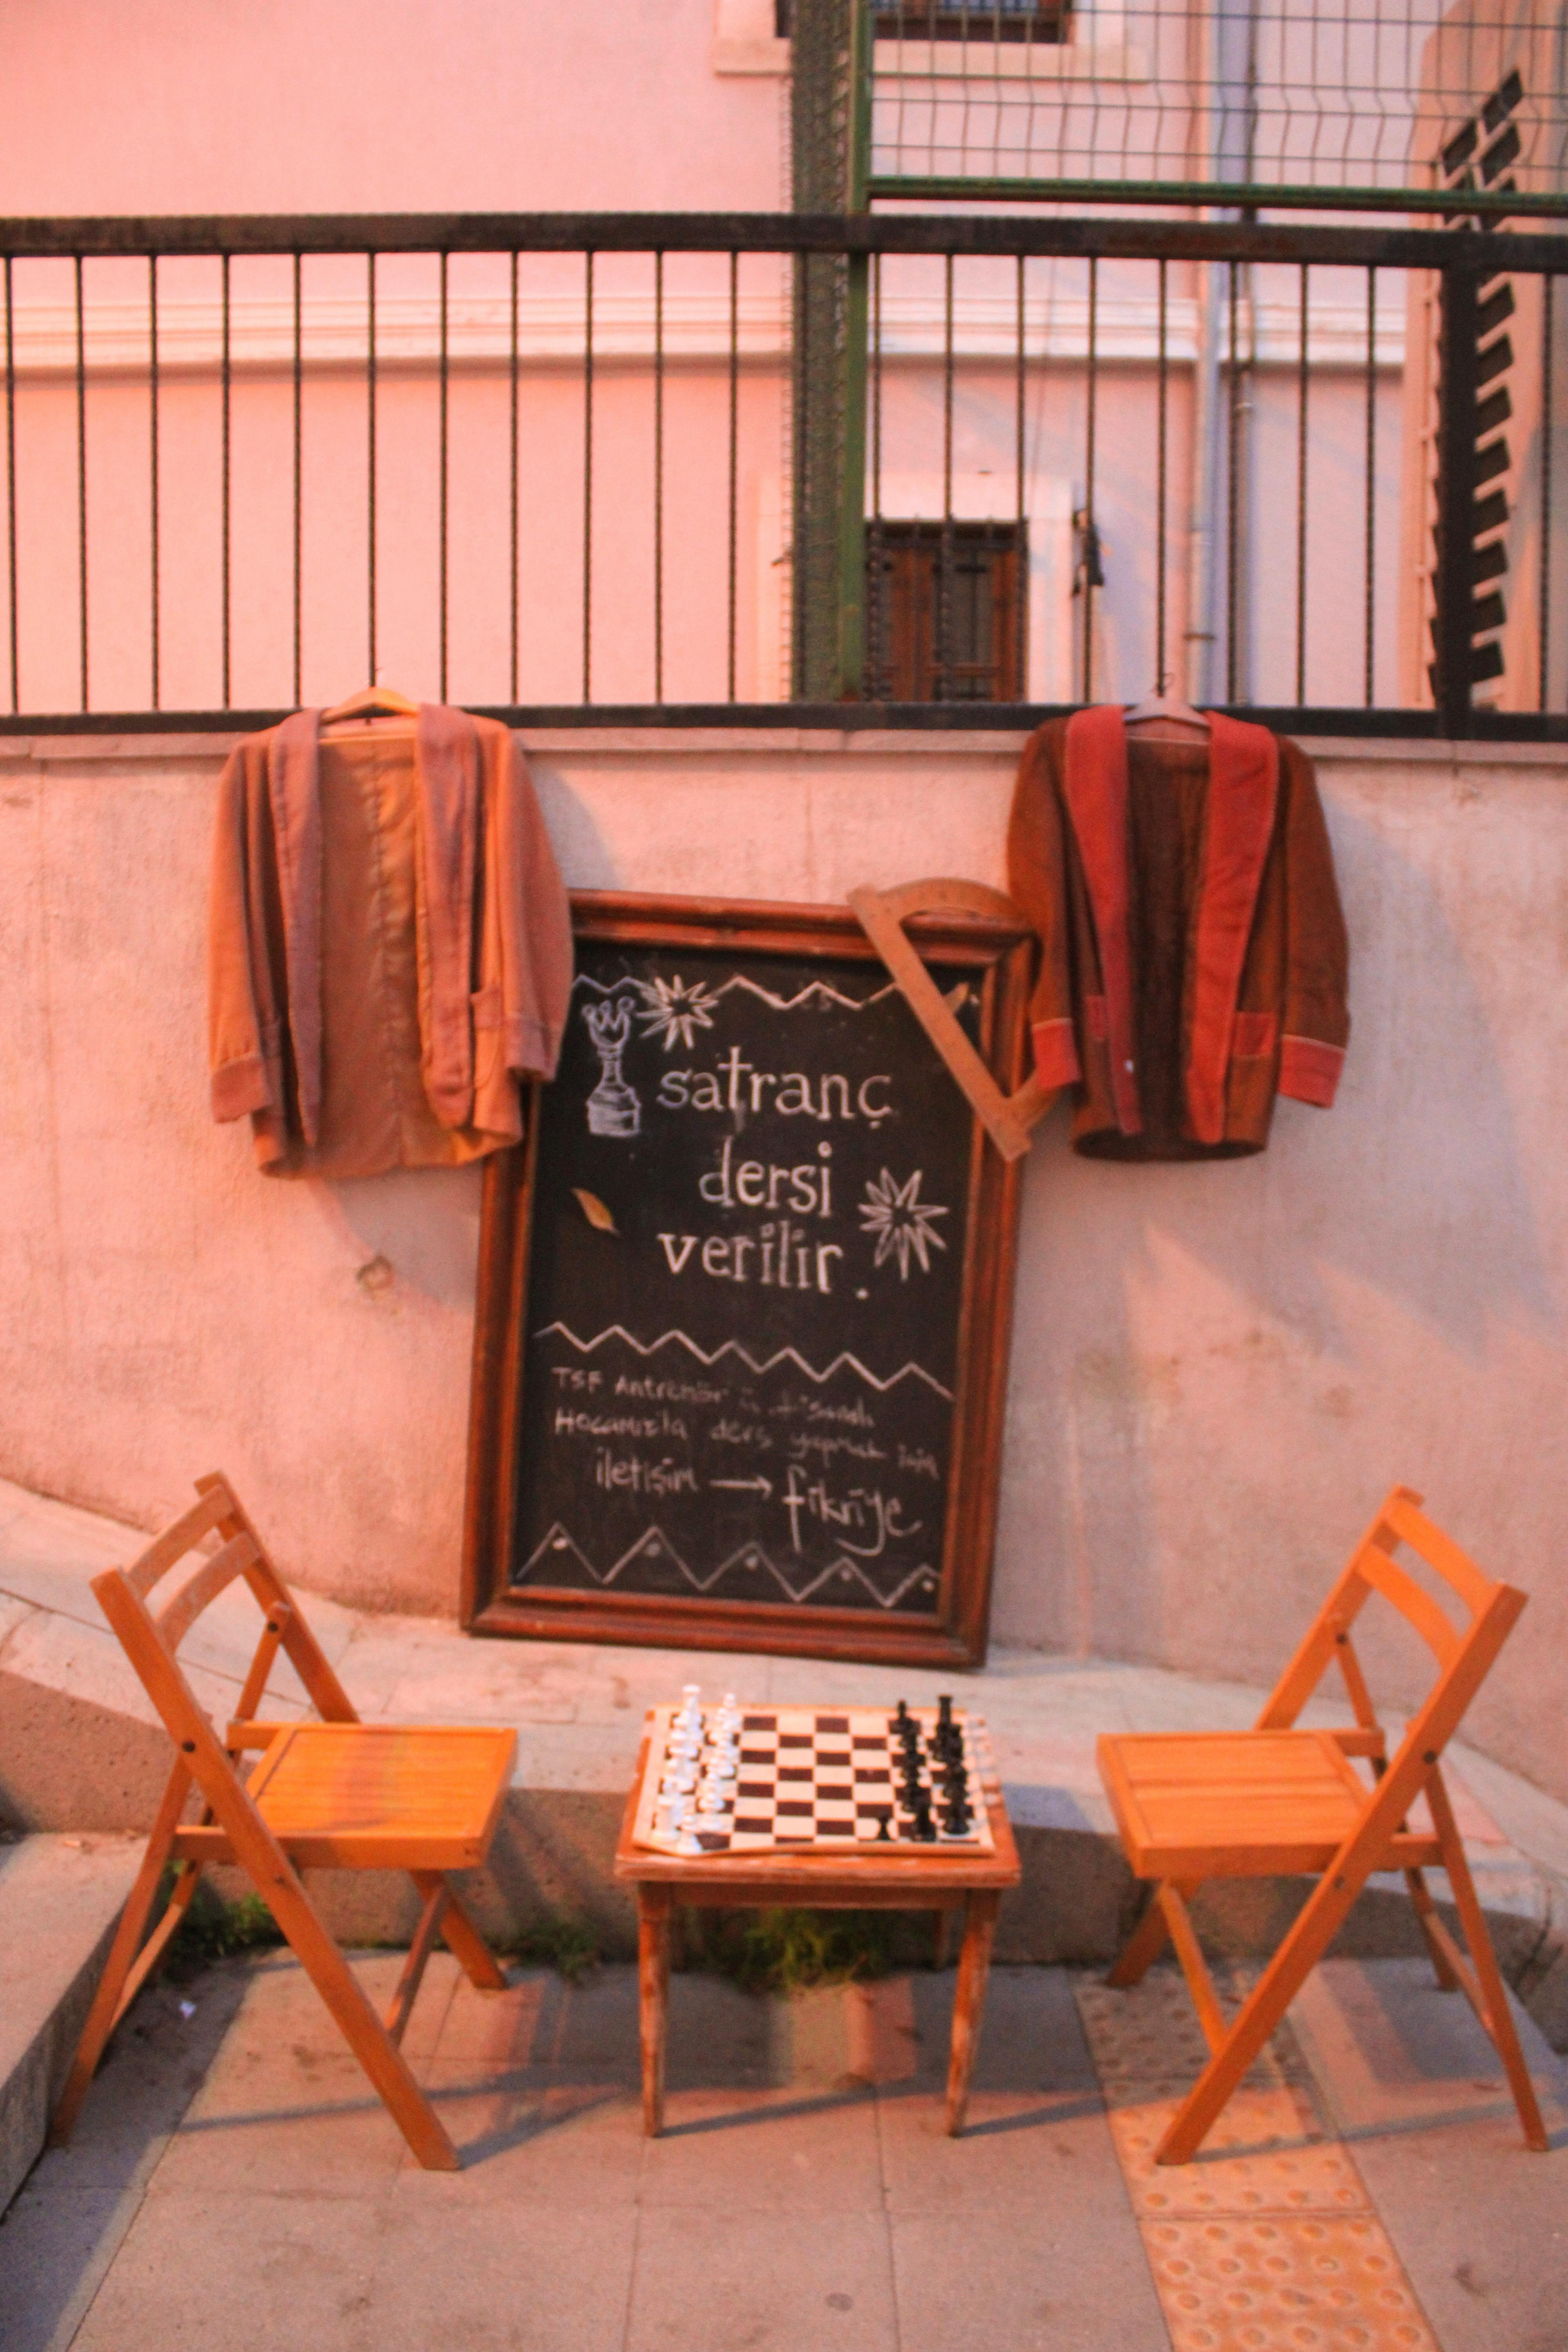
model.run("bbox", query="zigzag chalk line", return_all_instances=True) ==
[572,971,898,1014]
[534,1321,954,1403]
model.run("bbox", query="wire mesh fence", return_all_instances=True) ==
[864,0,1568,211]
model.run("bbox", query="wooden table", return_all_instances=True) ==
[613,1711,1021,2137]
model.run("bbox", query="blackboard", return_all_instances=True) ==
[463,892,1032,1668]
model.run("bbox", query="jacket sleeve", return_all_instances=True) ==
[207,745,279,1122]
[1005,727,1081,1093]
[1277,742,1350,1107]
[494,735,573,1082]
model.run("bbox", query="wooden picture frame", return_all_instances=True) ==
[461,889,1033,1669]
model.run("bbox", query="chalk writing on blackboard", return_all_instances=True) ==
[507,937,986,1618]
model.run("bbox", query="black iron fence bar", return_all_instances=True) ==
[653,250,664,708]
[940,251,954,704]
[439,250,450,704]
[1295,262,1308,708]
[220,252,231,710]
[149,254,160,711]
[1082,254,1097,704]
[74,254,87,713]
[509,249,520,706]
[1542,279,1561,710]
[9,701,1561,741]
[291,253,301,708]
[367,253,377,689]
[1225,258,1240,706]
[728,250,739,704]
[1014,252,1026,701]
[1154,256,1167,695]
[1364,269,1376,709]
[582,250,594,707]
[4,254,16,715]
[869,252,884,697]
[1541,279,1554,716]
[5,214,1566,270]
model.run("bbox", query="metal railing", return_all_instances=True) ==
[1,209,1566,738]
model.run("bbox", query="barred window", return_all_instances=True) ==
[776,2,1070,44]
[866,521,1027,702]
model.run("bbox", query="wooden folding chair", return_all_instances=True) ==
[49,1473,515,2171]
[1098,1483,1549,2166]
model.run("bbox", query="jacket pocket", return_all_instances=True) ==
[1232,1009,1278,1060]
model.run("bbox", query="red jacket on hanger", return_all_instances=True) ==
[1007,706,1350,1160]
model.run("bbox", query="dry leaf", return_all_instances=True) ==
[572,1188,618,1233]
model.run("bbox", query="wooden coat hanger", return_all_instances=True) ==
[1122,688,1210,746]
[319,684,420,741]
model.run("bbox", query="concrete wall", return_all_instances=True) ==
[2,726,1566,1808]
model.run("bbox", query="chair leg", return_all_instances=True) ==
[1155,1863,1368,2166]
[385,1884,450,2048]
[49,1766,189,2146]
[1108,1880,1180,1987]
[264,1882,461,2171]
[410,1870,507,1992]
[1158,1884,1229,2056]
[1403,1867,1461,1991]
[1426,1772,1549,2152]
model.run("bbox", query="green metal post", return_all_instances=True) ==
[835,0,873,699]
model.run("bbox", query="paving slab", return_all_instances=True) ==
[1289,1958,1568,2352]
[0,1968,249,2352]
[8,1953,1568,2352]
[0,1833,144,2215]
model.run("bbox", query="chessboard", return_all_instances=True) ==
[630,1698,999,1858]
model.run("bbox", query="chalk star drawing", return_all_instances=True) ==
[636,973,720,1051]
[858,1168,950,1280]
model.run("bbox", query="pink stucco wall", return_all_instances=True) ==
[0,0,784,218]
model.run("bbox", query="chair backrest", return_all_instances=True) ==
[93,1473,358,1742]
[1256,1483,1527,1792]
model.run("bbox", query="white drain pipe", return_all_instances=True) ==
[1187,0,1259,704]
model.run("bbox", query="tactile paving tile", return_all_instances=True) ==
[1075,1971,1439,2352]
[1143,2215,1436,2352]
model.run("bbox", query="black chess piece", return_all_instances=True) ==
[875,1809,893,1842]
[911,1794,937,1842]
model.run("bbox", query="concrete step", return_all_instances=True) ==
[3,1473,1566,2050]
[0,1833,143,2216]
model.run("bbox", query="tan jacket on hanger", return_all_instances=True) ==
[208,704,572,1178]
[1007,707,1350,1161]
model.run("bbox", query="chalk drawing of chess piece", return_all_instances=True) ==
[584,998,641,1137]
